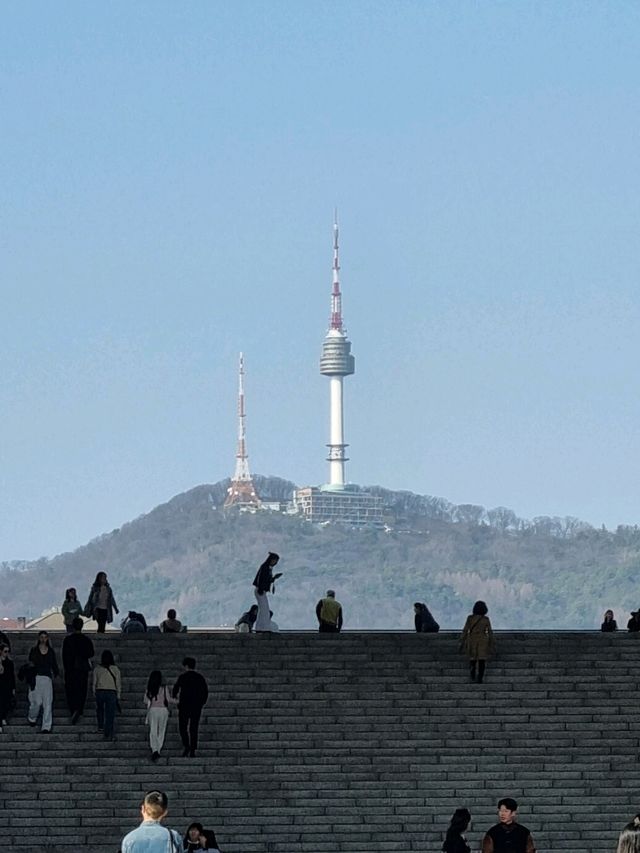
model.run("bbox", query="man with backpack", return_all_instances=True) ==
[120,790,182,852]
[62,617,94,724]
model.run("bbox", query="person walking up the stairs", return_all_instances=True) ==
[120,790,182,852]
[93,649,121,741]
[442,807,471,853]
[252,552,282,632]
[316,589,343,632]
[27,631,59,733]
[145,669,176,762]
[482,797,536,853]
[172,656,208,758]
[459,601,495,684]
[62,616,94,724]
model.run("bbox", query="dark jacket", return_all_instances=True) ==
[0,630,11,652]
[62,633,95,676]
[601,619,617,632]
[0,657,16,694]
[443,829,470,853]
[483,822,534,853]
[28,646,59,680]
[84,582,118,623]
[253,560,275,594]
[415,604,440,633]
[235,610,258,631]
[172,670,208,709]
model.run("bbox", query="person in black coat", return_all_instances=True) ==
[414,602,440,633]
[172,657,209,758]
[252,552,282,632]
[0,643,15,728]
[62,617,95,723]
[442,807,471,853]
[601,609,618,632]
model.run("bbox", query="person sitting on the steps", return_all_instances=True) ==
[414,601,440,633]
[183,822,204,852]
[160,609,183,633]
[235,605,259,633]
[121,611,147,633]
[627,610,640,632]
[601,609,618,632]
[459,600,495,684]
[316,589,343,633]
[482,797,536,853]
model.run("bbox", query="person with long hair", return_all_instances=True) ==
[442,807,471,853]
[92,649,121,741]
[252,552,282,632]
[617,815,640,853]
[601,609,618,632]
[145,669,175,762]
[183,822,204,852]
[459,600,496,684]
[198,828,222,851]
[27,630,59,733]
[83,571,119,633]
[61,587,83,633]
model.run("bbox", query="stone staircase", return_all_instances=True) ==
[0,631,638,852]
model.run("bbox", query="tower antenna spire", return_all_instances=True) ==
[224,352,261,508]
[330,210,343,331]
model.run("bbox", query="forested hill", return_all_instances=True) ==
[1,475,640,630]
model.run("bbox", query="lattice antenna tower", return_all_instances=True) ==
[224,353,261,508]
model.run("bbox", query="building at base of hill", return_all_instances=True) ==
[295,484,384,527]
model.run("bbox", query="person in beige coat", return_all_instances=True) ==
[460,600,496,684]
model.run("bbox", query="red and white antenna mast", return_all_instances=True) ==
[224,353,261,508]
[330,213,344,331]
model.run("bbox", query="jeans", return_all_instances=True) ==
[95,689,117,738]
[28,675,53,731]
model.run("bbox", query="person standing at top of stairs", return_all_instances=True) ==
[459,600,496,684]
[84,571,119,633]
[252,552,282,632]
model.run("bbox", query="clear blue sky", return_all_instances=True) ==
[2,2,640,560]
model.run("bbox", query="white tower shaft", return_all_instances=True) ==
[328,376,346,486]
